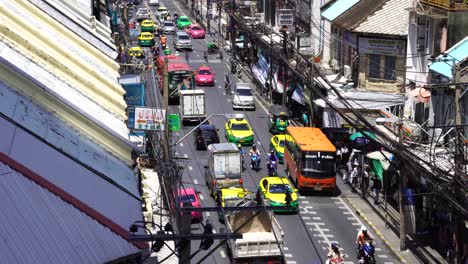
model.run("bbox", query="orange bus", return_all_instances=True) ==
[284,127,337,192]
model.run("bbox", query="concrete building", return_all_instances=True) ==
[0,0,145,263]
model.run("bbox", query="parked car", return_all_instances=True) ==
[135,8,150,22]
[176,16,192,29]
[232,82,255,110]
[178,188,203,222]
[185,24,206,39]
[258,176,299,213]
[149,0,159,6]
[195,124,220,150]
[173,31,192,50]
[161,21,176,34]
[195,66,215,86]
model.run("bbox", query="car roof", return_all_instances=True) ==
[179,15,190,19]
[178,188,196,195]
[236,83,252,89]
[229,118,249,124]
[176,31,189,35]
[141,19,153,23]
[190,24,202,27]
[198,66,211,71]
[140,32,153,37]
[137,8,149,12]
[261,176,290,185]
[129,47,142,51]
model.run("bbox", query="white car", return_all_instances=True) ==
[232,83,255,110]
[149,0,159,6]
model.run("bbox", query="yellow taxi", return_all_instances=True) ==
[128,46,144,58]
[259,176,299,212]
[138,32,155,47]
[269,134,290,164]
[140,19,155,32]
[215,187,250,222]
[224,114,254,146]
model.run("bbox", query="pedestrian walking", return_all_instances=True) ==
[370,174,381,205]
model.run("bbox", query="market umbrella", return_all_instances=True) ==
[366,150,394,181]
[349,131,376,141]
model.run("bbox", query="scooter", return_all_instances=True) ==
[267,160,277,176]
[358,240,375,264]
[250,153,260,171]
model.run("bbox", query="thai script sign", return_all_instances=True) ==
[358,37,405,56]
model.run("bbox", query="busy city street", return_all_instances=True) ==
[138,0,401,263]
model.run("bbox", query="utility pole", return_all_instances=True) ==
[217,0,221,34]
[179,203,192,264]
[398,118,406,251]
[453,63,463,264]
[282,27,287,106]
[163,58,169,160]
[206,0,211,35]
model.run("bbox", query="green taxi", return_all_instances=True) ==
[176,16,192,29]
[140,19,155,32]
[138,32,155,47]
[224,114,254,146]
[259,176,299,213]
[269,134,290,163]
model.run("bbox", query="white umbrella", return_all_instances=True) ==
[366,151,394,170]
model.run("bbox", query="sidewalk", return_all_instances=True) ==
[338,173,447,264]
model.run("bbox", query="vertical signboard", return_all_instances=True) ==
[278,9,294,26]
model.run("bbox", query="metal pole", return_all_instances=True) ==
[268,29,273,103]
[398,121,406,251]
[453,63,463,263]
[207,0,211,35]
[282,28,287,106]
[179,203,192,264]
[163,58,170,160]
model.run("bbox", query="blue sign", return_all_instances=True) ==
[123,83,145,136]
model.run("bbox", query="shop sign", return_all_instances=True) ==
[358,37,406,56]
[134,107,166,131]
[278,9,294,26]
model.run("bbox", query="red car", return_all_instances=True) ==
[185,24,206,39]
[178,188,203,222]
[195,66,215,86]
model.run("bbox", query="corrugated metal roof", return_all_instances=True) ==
[429,36,468,77]
[0,162,141,264]
[352,0,412,35]
[330,0,387,30]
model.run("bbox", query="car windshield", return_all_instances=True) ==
[178,35,190,40]
[201,130,217,138]
[279,140,285,147]
[180,18,190,22]
[198,70,212,75]
[164,22,174,26]
[302,152,336,178]
[192,26,202,30]
[231,123,249,130]
[269,183,292,194]
[236,89,252,96]
[278,115,288,121]
[180,194,196,203]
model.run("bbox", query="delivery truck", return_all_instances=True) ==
[179,89,206,124]
[204,143,243,195]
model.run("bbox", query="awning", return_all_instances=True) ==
[321,0,360,21]
[323,109,341,128]
[429,36,468,78]
[291,84,305,105]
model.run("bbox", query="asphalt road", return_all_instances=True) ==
[139,0,400,263]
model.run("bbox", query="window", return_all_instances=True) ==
[368,54,381,79]
[384,56,396,80]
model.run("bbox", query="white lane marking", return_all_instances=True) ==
[306,222,325,226]
[312,217,321,220]
[284,253,293,258]
[287,261,296,264]
[184,154,188,158]
[189,166,193,170]
[255,93,269,114]
[193,179,198,184]
[220,251,226,258]
[257,141,262,145]
[310,228,330,232]
[338,197,365,226]
[338,206,347,209]
[179,143,184,147]
[325,234,334,238]
[305,205,314,209]
[375,248,383,251]
[301,216,311,220]
[334,201,342,204]
[301,200,310,204]
[378,255,389,258]
[284,246,289,251]
[199,194,204,200]
[347,217,355,220]
[342,211,352,215]
[205,212,211,217]
[384,262,394,264]
[352,222,361,226]
[331,197,340,200]
[298,196,306,199]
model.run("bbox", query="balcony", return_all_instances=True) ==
[420,0,468,11]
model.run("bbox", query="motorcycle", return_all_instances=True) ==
[267,160,277,176]
[358,240,375,264]
[250,153,260,171]
[236,67,242,79]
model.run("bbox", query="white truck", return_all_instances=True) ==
[179,89,206,123]
[204,143,243,195]
[225,209,284,262]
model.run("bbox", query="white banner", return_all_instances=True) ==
[134,107,166,131]
[358,37,406,56]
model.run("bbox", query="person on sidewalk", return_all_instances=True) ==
[371,174,382,205]
[356,226,373,259]
[350,164,362,188]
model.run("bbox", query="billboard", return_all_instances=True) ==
[134,107,166,131]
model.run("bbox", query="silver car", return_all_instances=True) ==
[232,83,255,110]
[161,21,176,34]
[136,8,150,22]
[174,31,192,50]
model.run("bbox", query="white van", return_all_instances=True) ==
[232,82,255,110]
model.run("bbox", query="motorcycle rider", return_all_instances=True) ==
[160,34,167,49]
[249,144,261,169]
[224,73,231,94]
[173,12,179,22]
[356,225,373,259]
[267,150,278,176]
[327,242,344,264]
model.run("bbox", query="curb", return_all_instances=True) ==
[346,197,408,264]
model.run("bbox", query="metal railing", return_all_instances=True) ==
[420,0,468,11]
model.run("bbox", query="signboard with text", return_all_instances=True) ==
[133,107,166,131]
[278,9,294,26]
[358,37,406,56]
